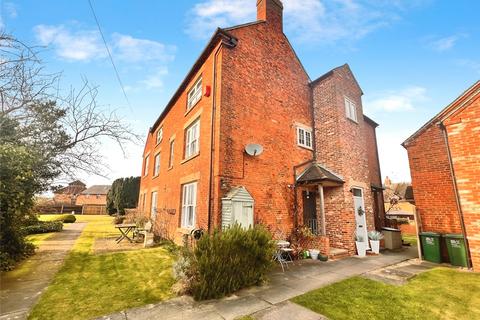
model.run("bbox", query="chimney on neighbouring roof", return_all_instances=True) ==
[257,0,283,32]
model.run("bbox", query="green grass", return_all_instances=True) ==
[292,268,480,320]
[28,215,176,320]
[402,234,418,246]
[26,232,55,247]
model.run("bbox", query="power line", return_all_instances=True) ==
[87,0,132,111]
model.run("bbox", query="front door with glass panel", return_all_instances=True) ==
[352,187,368,248]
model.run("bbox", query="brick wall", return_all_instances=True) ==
[405,125,462,234]
[311,65,375,254]
[444,94,480,270]
[219,16,313,237]
[76,194,107,206]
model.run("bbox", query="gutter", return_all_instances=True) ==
[439,122,472,269]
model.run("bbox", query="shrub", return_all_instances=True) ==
[23,221,63,235]
[181,224,275,300]
[60,214,76,223]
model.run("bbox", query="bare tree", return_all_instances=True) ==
[0,32,141,181]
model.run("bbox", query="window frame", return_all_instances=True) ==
[153,153,161,177]
[181,182,197,228]
[150,191,158,221]
[296,126,313,150]
[156,127,163,145]
[344,96,358,123]
[184,119,200,159]
[168,140,175,168]
[143,155,150,177]
[187,77,202,111]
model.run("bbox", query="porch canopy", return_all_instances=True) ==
[296,163,344,236]
[296,163,344,187]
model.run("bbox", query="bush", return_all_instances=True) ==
[177,224,275,300]
[56,214,76,223]
[23,221,63,235]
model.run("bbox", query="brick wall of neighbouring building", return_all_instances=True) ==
[406,124,462,233]
[444,93,480,270]
[404,81,480,271]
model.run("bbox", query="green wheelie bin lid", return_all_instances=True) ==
[419,232,441,237]
[445,233,464,239]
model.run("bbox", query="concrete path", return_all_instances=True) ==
[97,246,418,320]
[0,223,86,320]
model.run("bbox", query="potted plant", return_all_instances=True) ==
[355,233,367,257]
[368,230,384,254]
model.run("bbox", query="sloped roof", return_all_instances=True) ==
[222,186,254,201]
[309,64,364,95]
[54,182,86,195]
[81,185,111,195]
[403,80,480,147]
[296,163,344,185]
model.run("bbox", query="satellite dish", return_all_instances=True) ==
[245,144,263,156]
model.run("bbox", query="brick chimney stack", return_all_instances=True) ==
[257,0,283,32]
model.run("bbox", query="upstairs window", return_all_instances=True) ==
[156,127,163,144]
[169,140,175,168]
[297,126,313,149]
[181,182,197,228]
[187,77,202,111]
[345,97,358,122]
[153,153,160,176]
[143,155,150,176]
[185,119,200,159]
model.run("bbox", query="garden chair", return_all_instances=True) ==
[136,220,154,248]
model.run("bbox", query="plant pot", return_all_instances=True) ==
[370,240,380,254]
[319,254,328,262]
[310,249,320,260]
[355,241,366,257]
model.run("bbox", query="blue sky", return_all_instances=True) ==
[2,0,479,186]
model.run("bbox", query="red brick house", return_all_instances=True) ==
[403,81,480,270]
[139,0,385,257]
[53,180,86,205]
[76,185,111,215]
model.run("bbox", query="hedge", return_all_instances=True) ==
[189,224,275,300]
[51,214,76,223]
[23,221,63,235]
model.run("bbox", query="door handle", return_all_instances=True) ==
[359,225,363,227]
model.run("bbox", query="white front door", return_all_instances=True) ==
[352,187,369,248]
[232,201,253,228]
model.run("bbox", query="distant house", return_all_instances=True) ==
[53,180,86,205]
[403,81,480,270]
[383,177,416,234]
[76,185,111,215]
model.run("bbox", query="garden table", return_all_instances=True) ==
[115,223,137,244]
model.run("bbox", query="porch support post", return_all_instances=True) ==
[318,184,326,236]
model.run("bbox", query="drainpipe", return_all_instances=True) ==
[439,122,472,269]
[207,36,237,233]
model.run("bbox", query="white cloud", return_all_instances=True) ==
[186,0,426,43]
[112,33,175,63]
[365,86,428,112]
[33,24,106,61]
[427,33,467,52]
[0,1,18,29]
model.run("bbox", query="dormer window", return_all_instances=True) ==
[345,96,358,122]
[187,77,202,111]
[297,126,313,149]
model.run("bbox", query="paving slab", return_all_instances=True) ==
[252,301,328,320]
[213,295,271,320]
[0,223,86,320]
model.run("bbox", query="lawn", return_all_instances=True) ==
[402,234,418,246]
[292,268,480,320]
[28,215,177,320]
